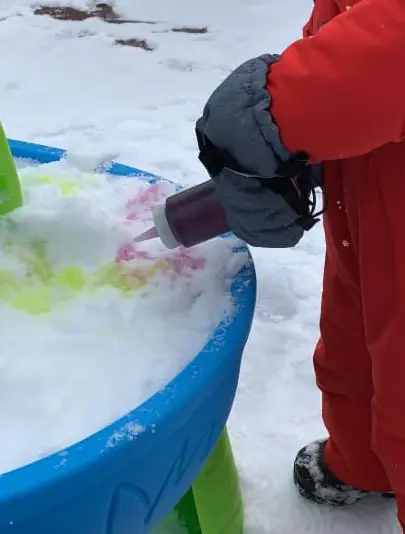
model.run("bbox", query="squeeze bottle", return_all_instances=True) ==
[134,180,229,249]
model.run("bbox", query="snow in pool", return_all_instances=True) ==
[0,158,248,475]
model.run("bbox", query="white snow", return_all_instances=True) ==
[0,0,399,532]
[0,160,244,474]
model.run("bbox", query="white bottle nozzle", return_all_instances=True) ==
[133,226,158,243]
[151,203,180,249]
[133,203,180,249]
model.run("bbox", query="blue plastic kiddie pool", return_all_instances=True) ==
[0,140,256,534]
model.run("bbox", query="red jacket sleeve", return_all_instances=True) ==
[268,0,405,162]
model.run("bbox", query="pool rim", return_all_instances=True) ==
[0,139,256,504]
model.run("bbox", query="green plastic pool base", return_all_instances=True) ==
[175,428,243,534]
[0,123,23,215]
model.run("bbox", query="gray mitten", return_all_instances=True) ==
[195,54,324,248]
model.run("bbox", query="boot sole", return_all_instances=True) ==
[294,466,395,505]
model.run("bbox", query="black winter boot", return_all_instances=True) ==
[293,439,394,505]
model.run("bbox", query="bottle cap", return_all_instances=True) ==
[152,203,180,249]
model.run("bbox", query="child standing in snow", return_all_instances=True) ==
[195,0,405,530]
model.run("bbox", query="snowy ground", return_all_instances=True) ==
[0,0,398,532]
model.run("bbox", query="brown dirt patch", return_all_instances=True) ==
[115,38,153,51]
[33,3,156,25]
[171,26,208,34]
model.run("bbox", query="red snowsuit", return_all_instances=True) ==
[268,0,405,528]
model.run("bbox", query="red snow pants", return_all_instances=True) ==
[265,0,405,526]
[314,144,405,529]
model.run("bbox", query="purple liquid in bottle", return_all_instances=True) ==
[151,180,230,249]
